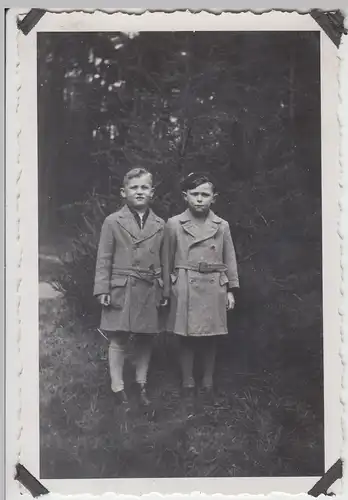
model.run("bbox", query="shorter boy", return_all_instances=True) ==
[162,172,239,398]
[94,168,165,405]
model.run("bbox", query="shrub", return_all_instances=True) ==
[51,193,120,322]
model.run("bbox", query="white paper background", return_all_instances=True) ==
[5,7,348,500]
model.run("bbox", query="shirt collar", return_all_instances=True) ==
[128,205,149,217]
[127,205,150,228]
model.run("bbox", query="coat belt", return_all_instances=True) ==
[113,267,161,284]
[175,262,227,274]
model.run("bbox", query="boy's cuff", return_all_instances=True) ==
[228,281,239,290]
[93,287,110,296]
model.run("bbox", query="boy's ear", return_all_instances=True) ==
[182,191,188,201]
[212,193,218,203]
[120,187,126,199]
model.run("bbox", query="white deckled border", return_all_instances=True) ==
[339,13,348,496]
[5,8,347,500]
[6,9,25,500]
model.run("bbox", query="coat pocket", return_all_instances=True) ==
[219,272,229,287]
[110,276,128,309]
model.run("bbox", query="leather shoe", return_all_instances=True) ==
[199,386,215,405]
[182,386,196,399]
[139,384,150,406]
[114,390,129,406]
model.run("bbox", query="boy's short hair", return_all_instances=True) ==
[123,167,153,186]
[180,171,216,192]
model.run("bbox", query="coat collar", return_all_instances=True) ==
[178,209,221,224]
[179,209,222,245]
[116,204,162,241]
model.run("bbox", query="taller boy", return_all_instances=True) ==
[94,168,165,405]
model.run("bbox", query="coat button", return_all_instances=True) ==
[210,278,215,284]
[189,278,195,284]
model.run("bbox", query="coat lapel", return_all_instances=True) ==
[116,205,162,242]
[179,209,221,246]
[137,209,163,242]
[115,205,141,239]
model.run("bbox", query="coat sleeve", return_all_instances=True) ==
[162,220,177,299]
[93,218,115,296]
[222,222,239,289]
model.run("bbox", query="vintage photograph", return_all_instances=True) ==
[37,26,327,481]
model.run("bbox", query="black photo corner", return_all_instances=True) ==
[12,7,346,496]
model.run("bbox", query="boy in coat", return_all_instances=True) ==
[94,168,165,406]
[162,172,239,398]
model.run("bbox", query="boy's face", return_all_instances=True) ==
[183,182,217,216]
[121,174,154,210]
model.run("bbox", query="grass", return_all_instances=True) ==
[39,295,324,479]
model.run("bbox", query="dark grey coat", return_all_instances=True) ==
[162,209,239,336]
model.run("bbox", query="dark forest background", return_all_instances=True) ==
[38,32,324,479]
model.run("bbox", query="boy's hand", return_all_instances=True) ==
[98,293,111,307]
[160,298,169,308]
[226,291,235,311]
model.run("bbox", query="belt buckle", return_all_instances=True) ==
[198,262,209,273]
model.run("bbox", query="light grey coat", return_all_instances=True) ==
[94,205,165,333]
